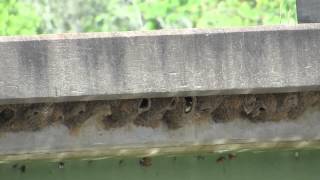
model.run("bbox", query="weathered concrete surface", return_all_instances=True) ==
[297,0,320,23]
[0,24,320,104]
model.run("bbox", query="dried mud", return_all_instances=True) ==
[0,92,319,133]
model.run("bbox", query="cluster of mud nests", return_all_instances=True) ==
[0,92,319,133]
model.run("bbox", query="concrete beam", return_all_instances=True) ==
[0,24,320,104]
[297,0,320,23]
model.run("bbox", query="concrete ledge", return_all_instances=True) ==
[0,24,320,104]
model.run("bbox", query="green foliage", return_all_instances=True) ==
[136,0,297,29]
[5,0,297,35]
[0,0,40,35]
[24,0,143,33]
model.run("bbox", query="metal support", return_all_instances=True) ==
[297,0,320,23]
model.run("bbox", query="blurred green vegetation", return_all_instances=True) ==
[0,0,40,35]
[0,0,297,35]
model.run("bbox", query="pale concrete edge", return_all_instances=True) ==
[1,140,320,162]
[1,86,319,105]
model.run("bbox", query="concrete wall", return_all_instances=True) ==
[0,24,320,104]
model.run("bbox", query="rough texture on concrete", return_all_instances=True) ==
[0,92,320,161]
[0,92,319,133]
[0,24,320,104]
[297,0,320,23]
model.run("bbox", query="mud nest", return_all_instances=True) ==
[0,91,319,133]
